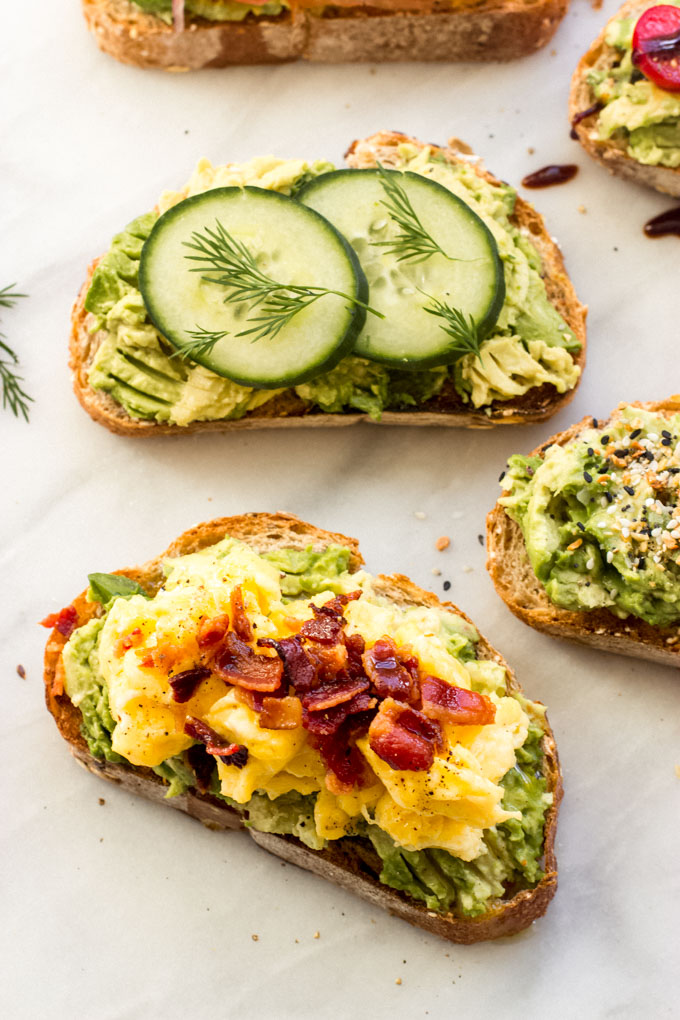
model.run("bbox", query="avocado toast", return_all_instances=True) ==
[70,131,586,435]
[487,398,680,665]
[44,512,562,943]
[570,0,680,196]
[83,0,570,69]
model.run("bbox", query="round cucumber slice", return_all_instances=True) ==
[138,187,368,389]
[297,170,505,369]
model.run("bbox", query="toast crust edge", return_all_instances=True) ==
[44,512,562,944]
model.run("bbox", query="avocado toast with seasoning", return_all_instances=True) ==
[487,398,680,665]
[70,131,586,434]
[43,513,561,944]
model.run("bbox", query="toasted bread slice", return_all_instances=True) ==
[44,512,562,944]
[569,0,680,197]
[70,131,586,436]
[83,0,569,68]
[487,398,680,666]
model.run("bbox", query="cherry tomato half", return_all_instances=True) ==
[632,5,680,92]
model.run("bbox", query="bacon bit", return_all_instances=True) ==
[435,536,450,551]
[303,691,375,736]
[168,665,211,703]
[363,637,418,703]
[420,676,496,726]
[149,643,186,671]
[302,676,370,712]
[258,696,303,730]
[184,716,249,768]
[299,591,361,644]
[566,538,583,551]
[230,586,254,642]
[197,613,230,648]
[368,700,443,772]
[344,631,366,679]
[304,641,349,681]
[313,709,373,789]
[115,627,144,657]
[40,605,78,638]
[137,653,155,668]
[214,631,283,692]
[258,636,316,693]
[186,742,216,791]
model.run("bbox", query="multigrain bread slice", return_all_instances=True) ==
[44,512,562,944]
[487,398,680,667]
[82,0,569,68]
[569,0,680,197]
[69,130,587,436]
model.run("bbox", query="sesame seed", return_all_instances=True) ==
[577,522,585,531]
[605,492,614,504]
[587,447,594,457]
[431,567,442,576]
[662,430,672,439]
[607,551,614,563]
[498,471,506,482]
[583,471,593,483]
[586,558,595,570]
[630,429,642,440]
[623,485,635,496]
[600,435,610,445]
[414,511,426,520]
[443,581,451,591]
[592,418,598,428]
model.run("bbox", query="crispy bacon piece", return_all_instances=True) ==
[230,586,253,642]
[258,696,303,731]
[186,743,216,791]
[299,591,361,644]
[368,700,443,772]
[197,613,230,649]
[420,676,496,726]
[168,665,211,703]
[363,636,418,703]
[344,631,366,680]
[40,605,78,638]
[258,636,316,694]
[214,631,283,692]
[114,627,144,657]
[184,716,249,769]
[303,690,375,736]
[304,641,349,681]
[301,676,369,712]
[313,708,374,791]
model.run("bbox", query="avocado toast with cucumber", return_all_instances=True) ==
[70,131,586,435]
[43,512,562,943]
[487,397,680,666]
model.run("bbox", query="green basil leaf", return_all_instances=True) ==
[87,573,150,605]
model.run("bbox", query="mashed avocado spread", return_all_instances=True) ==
[588,1,680,168]
[85,145,579,425]
[501,404,680,626]
[131,0,286,24]
[61,542,552,918]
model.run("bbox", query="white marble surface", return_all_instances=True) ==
[3,1,680,1016]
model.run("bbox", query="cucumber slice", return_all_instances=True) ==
[298,170,505,369]
[139,187,368,389]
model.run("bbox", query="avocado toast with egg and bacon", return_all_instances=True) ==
[70,131,586,435]
[488,398,680,665]
[43,513,561,943]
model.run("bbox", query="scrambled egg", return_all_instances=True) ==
[96,538,529,861]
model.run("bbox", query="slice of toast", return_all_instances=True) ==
[70,131,586,436]
[487,398,680,667]
[569,0,680,197]
[82,0,569,68]
[44,512,562,944]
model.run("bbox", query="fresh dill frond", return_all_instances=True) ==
[371,165,455,264]
[421,295,483,363]
[181,219,382,346]
[173,325,230,360]
[0,285,31,421]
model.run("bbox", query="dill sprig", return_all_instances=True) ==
[173,325,230,360]
[0,284,31,421]
[421,295,483,362]
[372,165,460,264]
[181,220,382,350]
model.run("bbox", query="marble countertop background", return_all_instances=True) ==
[2,1,679,1016]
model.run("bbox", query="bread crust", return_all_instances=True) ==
[569,0,680,197]
[486,397,680,666]
[43,512,562,943]
[69,131,586,436]
[83,0,569,67]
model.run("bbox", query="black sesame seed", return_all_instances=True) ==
[662,430,671,439]
[605,492,614,503]
[587,447,594,457]
[614,448,629,457]
[583,471,593,483]
[443,580,451,591]
[592,418,598,428]
[642,451,654,462]
[638,557,646,570]
[623,485,635,496]
[662,438,672,447]
[477,534,484,545]
[498,471,505,482]
[600,435,610,445]
[630,429,642,440]
[577,522,585,531]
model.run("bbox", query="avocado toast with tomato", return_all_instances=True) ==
[70,131,586,434]
[43,512,561,943]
